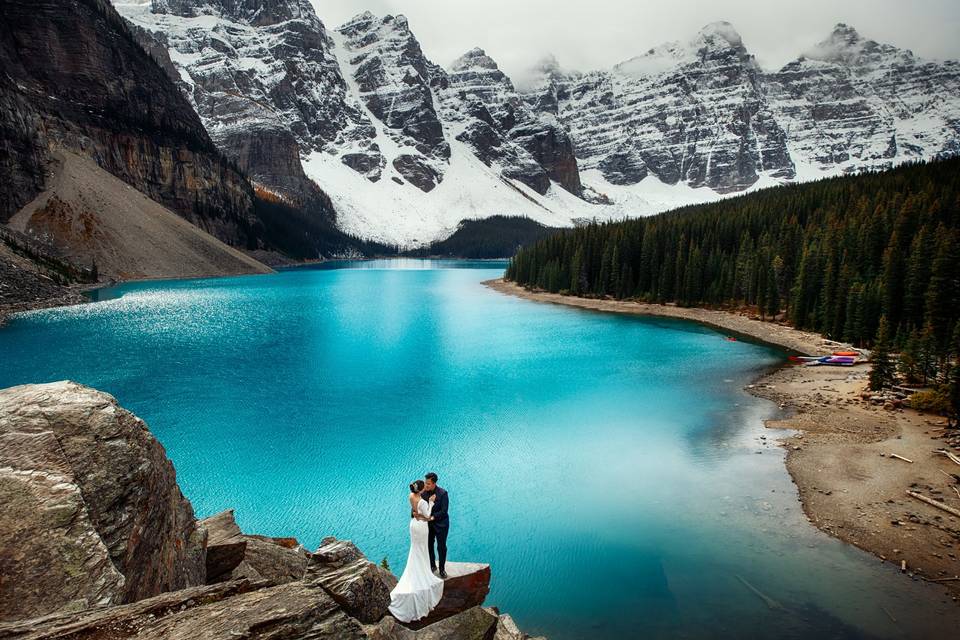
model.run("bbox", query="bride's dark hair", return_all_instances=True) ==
[410,479,425,493]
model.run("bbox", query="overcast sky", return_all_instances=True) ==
[310,0,960,81]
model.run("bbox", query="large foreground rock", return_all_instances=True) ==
[0,382,205,621]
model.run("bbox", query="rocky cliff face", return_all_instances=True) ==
[115,1,598,245]
[119,0,352,218]
[113,2,960,245]
[0,381,540,639]
[442,47,581,196]
[0,382,205,619]
[0,0,261,247]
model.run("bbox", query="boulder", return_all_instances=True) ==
[305,538,396,623]
[199,509,247,582]
[0,382,205,621]
[406,562,491,629]
[363,606,498,640]
[490,610,524,640]
[200,509,310,586]
[229,535,310,585]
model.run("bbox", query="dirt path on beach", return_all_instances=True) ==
[486,278,960,604]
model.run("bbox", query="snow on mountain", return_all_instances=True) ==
[114,0,374,218]
[764,24,960,176]
[113,3,960,246]
[523,20,960,195]
[523,21,796,194]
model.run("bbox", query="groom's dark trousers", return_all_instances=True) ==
[424,486,449,572]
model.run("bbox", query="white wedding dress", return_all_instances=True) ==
[388,497,445,622]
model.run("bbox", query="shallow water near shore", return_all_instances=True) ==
[1,260,957,638]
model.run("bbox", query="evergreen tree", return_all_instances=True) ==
[570,247,585,295]
[870,316,896,391]
[898,329,922,384]
[925,229,960,354]
[949,323,960,429]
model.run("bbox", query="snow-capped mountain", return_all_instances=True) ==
[523,22,796,194]
[763,24,960,177]
[114,2,960,245]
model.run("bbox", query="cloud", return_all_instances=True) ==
[311,0,960,80]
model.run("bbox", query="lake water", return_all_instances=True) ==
[1,259,957,638]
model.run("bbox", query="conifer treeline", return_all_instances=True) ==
[506,158,960,356]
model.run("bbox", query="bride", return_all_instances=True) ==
[388,479,445,622]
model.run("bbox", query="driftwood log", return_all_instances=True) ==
[906,490,960,518]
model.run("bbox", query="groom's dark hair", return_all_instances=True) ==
[425,472,438,482]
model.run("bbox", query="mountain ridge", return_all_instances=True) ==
[113,2,960,245]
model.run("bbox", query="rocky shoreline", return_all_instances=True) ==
[0,381,542,639]
[486,278,960,604]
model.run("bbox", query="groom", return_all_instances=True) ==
[421,471,449,578]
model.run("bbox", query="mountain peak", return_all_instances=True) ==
[696,21,743,48]
[831,23,862,40]
[802,23,913,68]
[534,53,561,75]
[451,47,500,72]
[614,21,749,77]
[383,13,410,30]
[339,10,378,31]
[151,0,314,26]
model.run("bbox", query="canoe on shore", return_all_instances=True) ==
[790,354,858,366]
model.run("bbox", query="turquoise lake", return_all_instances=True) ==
[1,259,957,638]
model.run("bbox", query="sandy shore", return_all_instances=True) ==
[486,278,960,602]
[485,278,831,355]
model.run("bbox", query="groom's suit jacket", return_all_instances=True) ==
[422,486,449,528]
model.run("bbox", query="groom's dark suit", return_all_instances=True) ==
[421,486,449,573]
